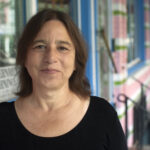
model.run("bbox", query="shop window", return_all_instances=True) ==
[127,0,137,64]
[0,0,16,67]
[37,0,79,38]
[38,0,70,13]
[0,0,24,102]
[0,0,24,67]
[127,0,145,71]
[98,0,111,100]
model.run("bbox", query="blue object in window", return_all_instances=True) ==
[8,98,16,102]
[128,0,145,75]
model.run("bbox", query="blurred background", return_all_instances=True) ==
[0,0,150,149]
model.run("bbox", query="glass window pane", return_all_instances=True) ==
[38,0,70,13]
[0,0,24,67]
[0,0,24,102]
[0,0,16,66]
[127,0,137,63]
[98,0,110,100]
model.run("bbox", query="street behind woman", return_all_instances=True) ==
[0,9,128,150]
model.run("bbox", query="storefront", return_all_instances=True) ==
[0,0,103,102]
[0,0,24,101]
[1,0,150,149]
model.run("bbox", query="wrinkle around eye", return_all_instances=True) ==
[57,46,69,51]
[32,45,47,50]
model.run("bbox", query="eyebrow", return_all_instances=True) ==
[56,40,73,47]
[32,40,48,45]
[32,40,73,47]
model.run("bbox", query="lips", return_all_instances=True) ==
[41,68,60,74]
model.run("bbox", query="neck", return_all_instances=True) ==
[26,84,77,112]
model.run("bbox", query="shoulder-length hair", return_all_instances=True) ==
[16,9,91,98]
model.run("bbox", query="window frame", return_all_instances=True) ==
[127,0,145,75]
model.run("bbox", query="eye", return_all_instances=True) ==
[33,44,47,50]
[57,46,68,51]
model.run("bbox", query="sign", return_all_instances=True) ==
[0,66,18,102]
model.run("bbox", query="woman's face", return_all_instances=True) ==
[25,20,75,91]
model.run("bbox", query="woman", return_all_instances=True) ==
[0,9,127,150]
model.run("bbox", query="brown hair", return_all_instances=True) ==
[16,9,91,98]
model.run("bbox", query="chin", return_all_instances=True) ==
[38,77,68,89]
[40,81,64,90]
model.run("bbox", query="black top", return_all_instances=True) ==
[0,96,128,150]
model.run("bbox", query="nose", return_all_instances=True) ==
[43,46,58,64]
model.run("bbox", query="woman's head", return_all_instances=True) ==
[16,9,91,98]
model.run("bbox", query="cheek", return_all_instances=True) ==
[68,56,76,72]
[24,60,33,78]
[25,52,32,68]
[63,56,74,71]
[25,56,33,71]
[25,52,42,67]
[25,54,39,75]
[73,54,76,70]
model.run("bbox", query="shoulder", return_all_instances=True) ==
[90,96,112,105]
[89,97,127,149]
[0,101,14,124]
[89,96,120,131]
[0,102,15,140]
[89,96,118,121]
[0,101,14,119]
[90,96,116,113]
[0,101,13,112]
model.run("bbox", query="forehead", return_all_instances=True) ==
[34,20,71,40]
[42,20,66,30]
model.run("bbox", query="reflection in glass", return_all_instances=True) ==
[0,0,16,67]
[98,0,110,100]
[38,0,70,13]
[127,0,138,63]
